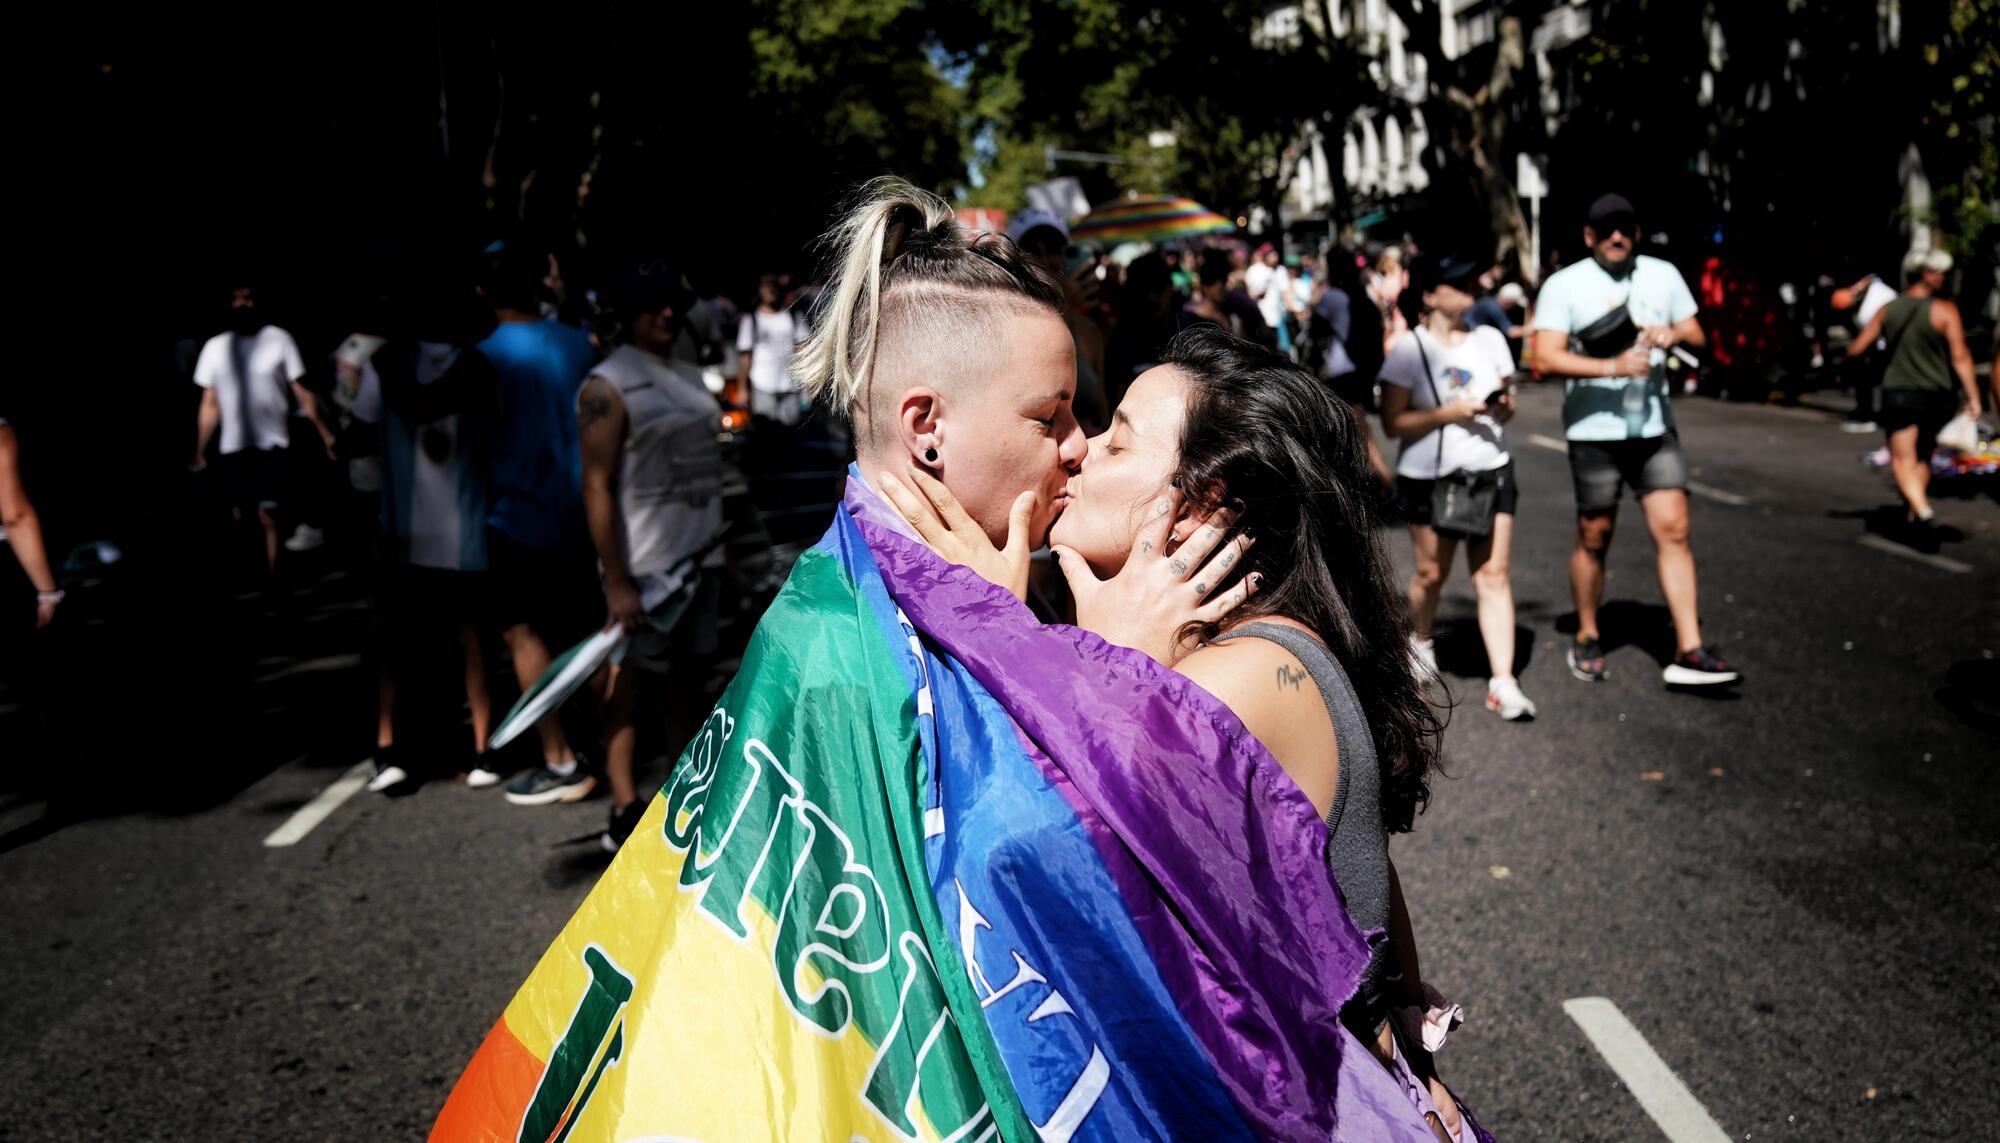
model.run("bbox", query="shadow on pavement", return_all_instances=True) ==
[1557,600,1678,665]
[1935,659,2000,739]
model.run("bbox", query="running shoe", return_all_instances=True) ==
[600,800,648,853]
[504,763,598,806]
[464,765,505,789]
[1567,634,1608,682]
[1485,677,1538,721]
[1662,645,1741,687]
[366,749,409,793]
[283,524,326,553]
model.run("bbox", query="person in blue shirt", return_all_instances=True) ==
[476,243,604,804]
[1532,194,1740,689]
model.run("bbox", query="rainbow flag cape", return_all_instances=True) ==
[432,481,1478,1142]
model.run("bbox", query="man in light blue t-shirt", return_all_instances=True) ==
[1532,194,1740,689]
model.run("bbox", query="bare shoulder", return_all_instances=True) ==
[1176,635,1324,746]
[1931,298,1963,329]
[1177,626,1340,813]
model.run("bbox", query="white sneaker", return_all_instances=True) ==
[1485,676,1537,721]
[366,763,409,793]
[284,524,326,553]
[1410,636,1438,679]
[464,766,504,789]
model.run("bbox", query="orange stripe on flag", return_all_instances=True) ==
[430,1017,544,1143]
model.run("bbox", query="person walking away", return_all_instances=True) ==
[734,273,808,427]
[1833,269,1900,433]
[1531,194,1741,688]
[1379,257,1535,720]
[191,285,337,582]
[1314,249,1394,489]
[1844,249,1982,552]
[475,244,603,804]
[358,286,501,792]
[578,262,726,851]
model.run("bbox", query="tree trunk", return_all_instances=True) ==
[1384,0,1538,280]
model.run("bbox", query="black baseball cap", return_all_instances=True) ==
[1587,193,1639,231]
[1410,254,1484,294]
[616,258,696,317]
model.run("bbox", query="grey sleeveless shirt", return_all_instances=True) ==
[1210,621,1392,1025]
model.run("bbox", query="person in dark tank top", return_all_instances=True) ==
[1845,249,1983,551]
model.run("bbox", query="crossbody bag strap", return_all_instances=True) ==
[1412,330,1449,477]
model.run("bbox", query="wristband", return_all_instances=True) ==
[37,590,64,605]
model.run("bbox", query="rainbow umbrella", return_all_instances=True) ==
[1069,195,1237,244]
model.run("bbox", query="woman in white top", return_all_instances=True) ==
[1378,256,1536,721]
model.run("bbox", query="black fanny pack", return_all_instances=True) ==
[1571,304,1639,359]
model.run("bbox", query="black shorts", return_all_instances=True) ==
[220,447,285,511]
[1397,461,1519,527]
[1567,431,1689,515]
[485,527,599,637]
[380,564,489,627]
[1877,389,1957,440]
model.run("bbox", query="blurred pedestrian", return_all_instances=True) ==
[1010,210,1112,434]
[1369,246,1412,356]
[1186,249,1274,349]
[475,243,603,804]
[190,284,337,582]
[360,281,501,792]
[1104,252,1187,409]
[1844,249,1983,551]
[1315,248,1393,488]
[1532,194,1739,688]
[1831,268,1903,433]
[0,411,59,636]
[1380,256,1535,720]
[1462,265,1521,367]
[1245,243,1302,354]
[735,273,809,427]
[577,261,725,851]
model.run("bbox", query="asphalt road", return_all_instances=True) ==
[1,385,1994,1141]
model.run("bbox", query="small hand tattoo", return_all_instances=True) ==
[1170,559,1189,576]
[1154,500,1171,517]
[1140,540,1154,555]
[1277,665,1307,691]
[1218,550,1235,571]
[1194,581,1209,594]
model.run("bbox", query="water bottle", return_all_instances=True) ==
[1621,363,1652,438]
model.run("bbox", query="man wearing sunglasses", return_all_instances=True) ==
[1532,193,1740,688]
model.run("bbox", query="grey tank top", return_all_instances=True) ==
[1211,621,1392,1024]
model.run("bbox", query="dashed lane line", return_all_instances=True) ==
[1563,997,1730,1143]
[1856,533,1973,574]
[263,761,373,848]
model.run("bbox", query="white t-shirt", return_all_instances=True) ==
[1532,254,1698,441]
[1858,276,1898,344]
[193,325,306,454]
[1379,326,1514,479]
[1247,264,1293,329]
[734,308,804,395]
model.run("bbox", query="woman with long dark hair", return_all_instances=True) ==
[880,323,1473,1140]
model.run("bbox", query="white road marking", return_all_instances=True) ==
[254,652,365,685]
[1563,997,1729,1143]
[263,761,374,848]
[1856,534,1973,574]
[1684,481,1750,507]
[1526,435,1749,505]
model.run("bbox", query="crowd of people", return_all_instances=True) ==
[165,244,825,851]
